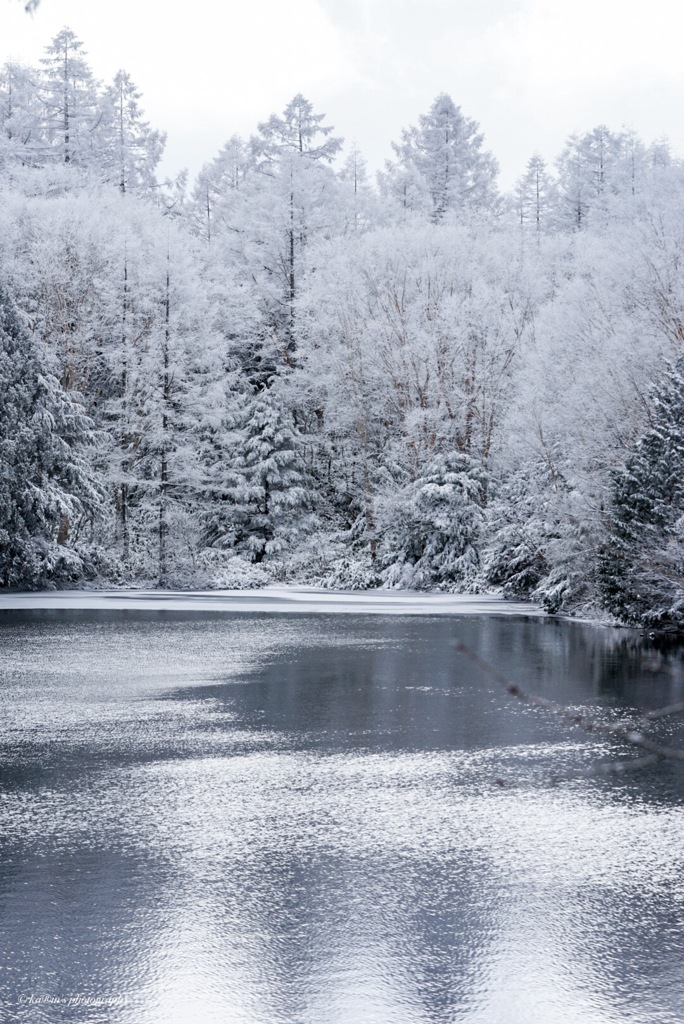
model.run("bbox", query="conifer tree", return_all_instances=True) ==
[599,357,684,628]
[555,125,644,228]
[189,134,250,242]
[377,452,486,589]
[0,284,101,588]
[204,390,311,564]
[249,95,343,362]
[39,28,102,168]
[100,71,165,194]
[514,154,560,234]
[0,61,44,170]
[380,94,499,221]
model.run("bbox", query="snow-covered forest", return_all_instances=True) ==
[2,28,684,629]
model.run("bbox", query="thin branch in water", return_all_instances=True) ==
[643,701,684,721]
[549,754,662,786]
[454,641,684,768]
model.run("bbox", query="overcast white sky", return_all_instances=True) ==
[3,0,684,189]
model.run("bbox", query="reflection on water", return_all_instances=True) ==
[1,610,683,1024]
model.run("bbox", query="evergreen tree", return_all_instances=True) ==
[377,452,486,590]
[485,455,595,614]
[39,28,102,169]
[514,153,560,234]
[380,94,499,221]
[599,357,684,628]
[0,61,44,170]
[0,284,101,588]
[486,468,553,598]
[204,390,312,564]
[100,70,165,194]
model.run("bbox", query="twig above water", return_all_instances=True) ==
[453,641,684,771]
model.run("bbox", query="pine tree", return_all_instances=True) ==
[39,28,102,169]
[514,154,560,234]
[377,452,486,590]
[0,61,44,170]
[100,70,165,194]
[0,283,102,588]
[599,357,684,628]
[204,390,311,564]
[380,94,499,221]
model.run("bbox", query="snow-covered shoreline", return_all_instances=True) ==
[0,588,544,617]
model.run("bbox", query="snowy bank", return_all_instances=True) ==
[0,588,543,617]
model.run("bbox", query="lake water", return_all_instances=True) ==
[1,602,684,1024]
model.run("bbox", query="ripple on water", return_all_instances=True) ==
[1,610,683,1024]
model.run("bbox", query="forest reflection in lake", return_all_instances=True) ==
[1,608,683,1024]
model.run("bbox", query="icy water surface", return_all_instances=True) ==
[1,605,684,1024]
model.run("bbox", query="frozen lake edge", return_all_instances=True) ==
[0,587,544,617]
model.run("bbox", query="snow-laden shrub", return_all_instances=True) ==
[270,530,345,585]
[319,551,383,590]
[195,550,272,590]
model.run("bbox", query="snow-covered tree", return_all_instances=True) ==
[380,94,499,220]
[337,142,381,234]
[599,357,684,629]
[514,154,560,235]
[254,93,342,163]
[0,283,101,588]
[189,134,251,243]
[554,125,658,228]
[249,93,344,360]
[100,70,165,194]
[97,210,222,581]
[485,454,595,613]
[377,452,487,590]
[39,28,103,169]
[204,390,312,564]
[0,61,44,171]
[557,126,621,228]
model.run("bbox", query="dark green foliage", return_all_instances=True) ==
[0,285,102,588]
[486,472,551,598]
[203,391,313,564]
[599,358,684,628]
[377,452,487,590]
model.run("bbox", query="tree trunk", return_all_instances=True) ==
[158,261,171,586]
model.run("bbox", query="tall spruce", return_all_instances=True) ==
[599,357,684,628]
[0,284,101,588]
[204,390,311,564]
